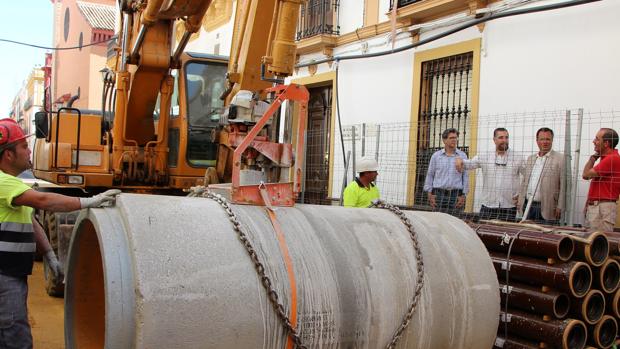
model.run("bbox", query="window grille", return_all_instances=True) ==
[296,0,340,41]
[413,52,474,207]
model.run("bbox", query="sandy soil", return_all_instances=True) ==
[28,261,65,349]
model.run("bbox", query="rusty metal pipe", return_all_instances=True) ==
[499,310,587,349]
[493,335,540,349]
[490,252,592,297]
[570,289,605,325]
[594,258,620,293]
[605,288,620,318]
[499,281,570,318]
[473,225,574,261]
[588,315,617,349]
[571,231,609,266]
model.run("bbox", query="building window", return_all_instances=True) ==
[413,52,474,207]
[297,0,340,41]
[64,8,70,42]
[389,0,422,9]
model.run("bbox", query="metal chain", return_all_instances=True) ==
[193,187,423,349]
[198,189,307,349]
[371,200,425,349]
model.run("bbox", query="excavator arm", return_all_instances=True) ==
[111,0,307,203]
[223,0,302,104]
[110,0,214,184]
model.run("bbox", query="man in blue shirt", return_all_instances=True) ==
[423,128,469,215]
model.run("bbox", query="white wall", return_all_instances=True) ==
[338,0,364,34]
[293,0,620,212]
[334,50,414,124]
[194,0,620,215]
[478,0,620,113]
[184,2,237,57]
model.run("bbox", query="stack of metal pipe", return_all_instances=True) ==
[469,223,620,349]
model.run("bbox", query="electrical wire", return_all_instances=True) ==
[296,0,601,68]
[0,36,117,51]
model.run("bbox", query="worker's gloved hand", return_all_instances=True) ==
[79,189,122,208]
[44,250,63,281]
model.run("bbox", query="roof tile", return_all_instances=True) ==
[76,1,116,31]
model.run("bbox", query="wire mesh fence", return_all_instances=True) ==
[301,108,620,228]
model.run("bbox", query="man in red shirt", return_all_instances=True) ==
[582,128,620,232]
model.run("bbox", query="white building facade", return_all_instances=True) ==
[186,0,620,226]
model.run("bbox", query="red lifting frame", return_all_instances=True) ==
[230,83,308,206]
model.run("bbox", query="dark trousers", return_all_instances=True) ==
[480,205,517,222]
[433,188,463,216]
[0,274,32,349]
[523,199,558,225]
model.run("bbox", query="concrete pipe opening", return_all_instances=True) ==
[564,320,587,349]
[65,219,105,348]
[583,290,606,325]
[570,262,593,297]
[554,293,571,319]
[601,259,620,293]
[588,233,609,266]
[608,289,620,318]
[65,194,499,349]
[594,315,618,349]
[557,236,575,261]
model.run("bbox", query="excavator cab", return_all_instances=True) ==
[183,54,228,168]
[32,53,229,190]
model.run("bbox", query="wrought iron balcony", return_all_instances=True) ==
[297,0,340,41]
[389,0,423,9]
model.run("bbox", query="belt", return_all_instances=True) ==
[433,188,463,196]
[588,199,617,205]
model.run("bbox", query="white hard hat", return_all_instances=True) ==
[357,157,378,173]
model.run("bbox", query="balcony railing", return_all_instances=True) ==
[389,0,423,9]
[297,0,340,41]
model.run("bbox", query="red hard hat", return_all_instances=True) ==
[0,118,31,148]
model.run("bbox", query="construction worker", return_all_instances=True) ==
[0,118,119,349]
[343,157,380,208]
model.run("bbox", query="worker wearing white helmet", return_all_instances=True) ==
[343,156,380,208]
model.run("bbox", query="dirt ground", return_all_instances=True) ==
[28,261,65,349]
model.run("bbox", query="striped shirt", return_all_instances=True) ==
[0,171,34,276]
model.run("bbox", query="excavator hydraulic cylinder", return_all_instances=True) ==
[266,0,301,76]
[64,194,499,349]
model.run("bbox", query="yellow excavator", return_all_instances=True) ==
[32,0,306,296]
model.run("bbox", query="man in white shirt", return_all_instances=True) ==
[518,127,565,224]
[455,128,524,221]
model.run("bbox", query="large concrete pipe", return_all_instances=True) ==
[64,194,499,349]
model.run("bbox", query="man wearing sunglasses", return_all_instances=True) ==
[455,128,525,221]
